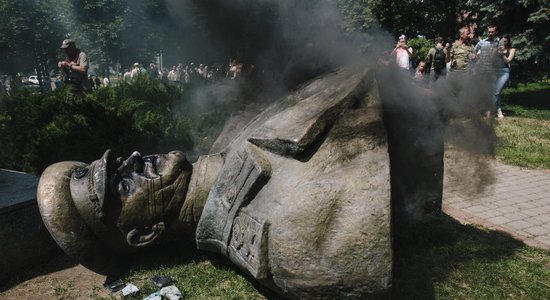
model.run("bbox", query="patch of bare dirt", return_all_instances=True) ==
[0,254,113,300]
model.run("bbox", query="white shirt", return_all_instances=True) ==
[130,67,140,80]
[395,47,413,69]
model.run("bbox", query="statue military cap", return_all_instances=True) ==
[37,150,131,276]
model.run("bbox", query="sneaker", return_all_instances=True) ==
[497,109,504,119]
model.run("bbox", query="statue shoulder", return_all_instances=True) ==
[247,67,371,158]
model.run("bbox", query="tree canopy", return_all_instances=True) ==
[0,0,63,78]
[338,0,549,65]
[0,0,548,79]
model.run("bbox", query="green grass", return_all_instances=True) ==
[495,82,550,169]
[121,261,267,300]
[96,241,272,300]
[495,117,550,169]
[501,82,550,120]
[53,281,74,298]
[393,215,550,300]
[102,216,549,300]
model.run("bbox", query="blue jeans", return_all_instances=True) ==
[493,68,510,111]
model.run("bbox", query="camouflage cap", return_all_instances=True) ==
[60,39,75,49]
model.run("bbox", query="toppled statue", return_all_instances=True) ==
[37,66,431,299]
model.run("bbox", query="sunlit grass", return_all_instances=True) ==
[92,216,550,300]
[121,260,266,300]
[495,117,550,169]
[496,83,550,169]
[94,242,269,300]
[393,217,550,300]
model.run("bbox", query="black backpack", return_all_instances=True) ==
[433,48,445,71]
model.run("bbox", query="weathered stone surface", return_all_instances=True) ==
[34,65,448,299]
[197,66,392,299]
[0,169,61,280]
[37,162,130,276]
[0,169,39,212]
[197,143,272,254]
[248,68,367,157]
[178,153,225,228]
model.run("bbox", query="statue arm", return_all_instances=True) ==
[248,68,370,158]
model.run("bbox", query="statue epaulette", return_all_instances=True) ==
[196,142,271,279]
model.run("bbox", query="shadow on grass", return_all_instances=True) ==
[2,214,530,299]
[501,84,550,117]
[127,214,528,300]
[127,238,284,299]
[392,214,525,300]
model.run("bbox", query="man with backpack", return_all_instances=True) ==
[426,37,447,81]
[57,39,91,94]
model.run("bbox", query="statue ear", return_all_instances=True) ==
[126,222,166,247]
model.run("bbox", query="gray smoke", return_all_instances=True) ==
[61,0,497,199]
[161,0,497,199]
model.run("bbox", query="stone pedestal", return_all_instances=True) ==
[0,169,61,280]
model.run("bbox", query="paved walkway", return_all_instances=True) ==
[443,150,550,251]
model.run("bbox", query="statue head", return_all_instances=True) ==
[37,149,192,275]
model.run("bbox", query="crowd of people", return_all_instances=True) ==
[392,25,516,119]
[55,28,518,118]
[55,37,253,96]
[119,58,252,85]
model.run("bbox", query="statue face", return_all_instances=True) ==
[107,150,191,234]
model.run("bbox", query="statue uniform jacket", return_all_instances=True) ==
[194,67,392,299]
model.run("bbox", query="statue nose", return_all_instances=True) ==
[133,156,144,174]
[117,151,143,175]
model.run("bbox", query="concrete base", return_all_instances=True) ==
[0,169,61,280]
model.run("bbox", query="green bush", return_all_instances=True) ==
[407,37,434,67]
[0,77,230,174]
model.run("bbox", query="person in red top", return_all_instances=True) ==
[57,39,91,93]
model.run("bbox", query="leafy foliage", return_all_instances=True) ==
[2,0,549,173]
[337,0,378,33]
[1,0,548,82]
[407,37,435,67]
[337,0,549,72]
[469,0,549,62]
[69,0,127,74]
[0,0,64,78]
[0,77,230,174]
[338,0,471,42]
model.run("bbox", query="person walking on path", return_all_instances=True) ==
[492,34,516,119]
[475,25,504,118]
